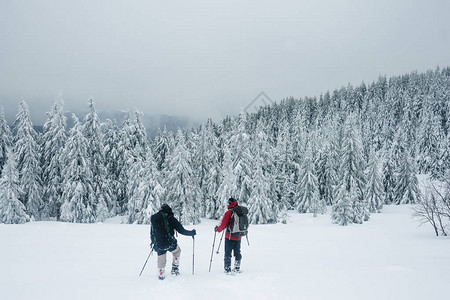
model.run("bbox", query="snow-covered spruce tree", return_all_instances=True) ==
[400,93,418,158]
[191,119,220,217]
[316,117,341,206]
[417,89,450,180]
[363,88,385,153]
[247,157,275,224]
[189,131,204,214]
[247,123,279,224]
[200,121,223,219]
[331,186,354,226]
[435,132,450,179]
[337,114,369,223]
[13,100,42,220]
[0,106,13,177]
[257,121,278,209]
[129,150,164,224]
[230,114,253,204]
[163,129,201,225]
[410,73,426,129]
[153,127,174,171]
[82,99,109,221]
[290,108,308,193]
[432,68,450,137]
[0,148,30,224]
[339,115,366,194]
[432,132,449,180]
[102,119,122,215]
[217,116,234,152]
[115,113,134,214]
[360,88,374,156]
[60,115,96,223]
[215,146,238,219]
[126,154,146,223]
[125,110,152,219]
[348,177,368,223]
[394,152,420,205]
[388,126,419,206]
[203,159,222,219]
[415,99,442,174]
[273,121,294,218]
[316,145,338,206]
[128,110,149,160]
[382,147,396,205]
[296,143,325,217]
[364,151,384,213]
[40,96,67,220]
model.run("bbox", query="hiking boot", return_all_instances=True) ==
[234,260,241,273]
[158,268,165,280]
[224,266,231,274]
[171,264,180,276]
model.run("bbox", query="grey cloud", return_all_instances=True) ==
[1,0,450,125]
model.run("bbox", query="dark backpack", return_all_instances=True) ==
[151,211,176,250]
[229,206,249,237]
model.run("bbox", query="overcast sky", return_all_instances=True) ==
[1,0,450,124]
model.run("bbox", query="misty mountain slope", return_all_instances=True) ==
[23,111,197,139]
[66,111,199,138]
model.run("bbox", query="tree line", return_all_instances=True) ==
[1,67,449,226]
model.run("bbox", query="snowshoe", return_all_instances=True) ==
[158,268,165,280]
[171,264,180,276]
[224,267,232,275]
[233,261,241,273]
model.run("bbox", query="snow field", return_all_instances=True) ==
[1,205,449,300]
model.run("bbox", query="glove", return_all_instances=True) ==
[191,229,196,236]
[214,226,218,232]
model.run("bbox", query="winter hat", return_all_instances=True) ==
[228,198,237,205]
[160,203,172,211]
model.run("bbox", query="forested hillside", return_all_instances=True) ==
[1,67,449,225]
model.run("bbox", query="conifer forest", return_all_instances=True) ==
[1,67,450,230]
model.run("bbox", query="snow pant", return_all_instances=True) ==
[157,244,181,269]
[224,238,242,269]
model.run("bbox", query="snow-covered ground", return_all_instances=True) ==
[1,205,449,300]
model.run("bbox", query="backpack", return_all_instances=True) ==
[151,211,176,251]
[228,206,249,237]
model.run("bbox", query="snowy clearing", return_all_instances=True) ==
[1,205,449,300]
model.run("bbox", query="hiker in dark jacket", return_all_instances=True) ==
[150,204,196,279]
[215,197,242,274]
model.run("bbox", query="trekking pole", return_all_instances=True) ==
[192,236,195,275]
[216,231,225,254]
[209,231,217,272]
[139,248,154,277]
[246,234,250,246]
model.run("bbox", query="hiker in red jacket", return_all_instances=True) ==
[215,197,242,274]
